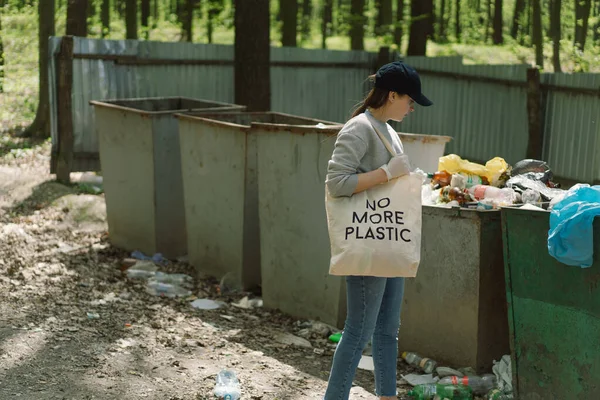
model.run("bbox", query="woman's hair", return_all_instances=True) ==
[351,74,391,118]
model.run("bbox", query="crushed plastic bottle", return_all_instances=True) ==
[402,352,437,374]
[153,271,193,288]
[521,188,542,204]
[146,280,192,298]
[131,250,169,266]
[126,261,158,279]
[438,374,497,395]
[407,383,473,400]
[468,185,517,207]
[213,369,241,400]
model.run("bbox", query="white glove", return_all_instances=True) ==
[380,154,412,181]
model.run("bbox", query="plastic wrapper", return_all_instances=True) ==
[521,189,542,204]
[511,159,553,183]
[438,154,509,187]
[506,175,564,202]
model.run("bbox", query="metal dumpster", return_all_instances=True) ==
[399,206,510,372]
[253,121,346,327]
[90,97,244,259]
[175,112,339,292]
[398,132,452,173]
[502,206,600,399]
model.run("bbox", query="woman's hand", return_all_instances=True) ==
[379,154,412,181]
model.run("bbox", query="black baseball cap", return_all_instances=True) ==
[374,61,433,106]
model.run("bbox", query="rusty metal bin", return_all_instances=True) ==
[90,97,244,259]
[502,207,600,399]
[399,206,510,372]
[175,112,339,292]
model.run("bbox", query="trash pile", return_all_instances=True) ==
[122,251,263,311]
[398,352,514,400]
[422,155,565,209]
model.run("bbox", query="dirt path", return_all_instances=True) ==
[0,141,422,399]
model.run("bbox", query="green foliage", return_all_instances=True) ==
[0,0,599,137]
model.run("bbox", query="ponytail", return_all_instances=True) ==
[351,75,390,118]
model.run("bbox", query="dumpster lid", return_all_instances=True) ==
[175,111,342,134]
[90,96,245,116]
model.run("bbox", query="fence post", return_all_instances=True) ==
[526,67,543,160]
[56,36,74,184]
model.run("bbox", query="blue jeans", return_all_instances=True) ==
[324,276,405,400]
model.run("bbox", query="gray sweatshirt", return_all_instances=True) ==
[326,110,405,198]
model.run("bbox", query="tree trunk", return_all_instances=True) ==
[574,0,592,51]
[484,0,492,42]
[407,0,432,55]
[87,0,95,21]
[592,0,600,42]
[301,0,312,41]
[101,0,110,37]
[394,0,404,47]
[280,0,298,47]
[0,13,4,93]
[181,0,195,42]
[141,0,150,39]
[430,0,437,40]
[455,0,461,41]
[492,0,503,44]
[234,0,270,112]
[525,0,531,44]
[349,0,366,50]
[511,0,525,38]
[550,0,561,72]
[594,0,600,42]
[116,0,125,17]
[25,0,55,138]
[66,0,88,36]
[153,0,159,28]
[322,0,333,48]
[439,0,446,40]
[207,0,223,44]
[532,0,543,68]
[376,0,393,36]
[125,0,137,39]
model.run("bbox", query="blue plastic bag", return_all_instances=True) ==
[548,184,600,268]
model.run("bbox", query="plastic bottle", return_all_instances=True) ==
[439,187,471,206]
[438,374,497,395]
[402,352,437,374]
[486,389,513,399]
[213,369,241,400]
[329,332,342,343]
[428,171,452,187]
[407,383,473,400]
[153,271,194,288]
[468,185,516,205]
[145,280,192,298]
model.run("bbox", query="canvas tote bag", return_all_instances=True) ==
[325,122,423,278]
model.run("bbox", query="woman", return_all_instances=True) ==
[324,61,432,400]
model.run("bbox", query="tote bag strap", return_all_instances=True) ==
[366,114,397,157]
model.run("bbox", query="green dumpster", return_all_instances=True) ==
[399,206,510,372]
[90,97,244,259]
[502,206,600,399]
[175,112,339,292]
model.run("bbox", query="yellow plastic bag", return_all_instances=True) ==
[438,154,509,186]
